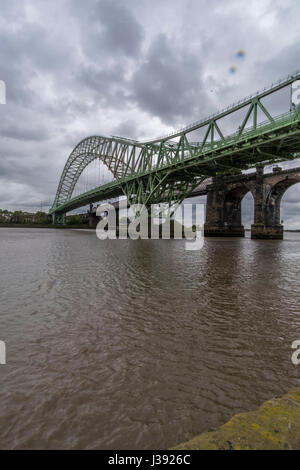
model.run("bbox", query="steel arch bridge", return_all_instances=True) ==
[50,70,300,223]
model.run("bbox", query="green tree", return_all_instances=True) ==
[67,215,84,225]
[35,211,51,224]
[12,211,25,224]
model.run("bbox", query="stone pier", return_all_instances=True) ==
[204,173,245,237]
[204,165,300,239]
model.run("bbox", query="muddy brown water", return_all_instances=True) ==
[0,228,299,449]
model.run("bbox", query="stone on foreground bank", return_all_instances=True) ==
[173,388,300,450]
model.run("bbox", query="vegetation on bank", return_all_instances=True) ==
[172,388,300,450]
[0,210,89,227]
[0,224,94,229]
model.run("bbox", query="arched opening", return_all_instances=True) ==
[266,178,300,227]
[278,182,300,230]
[50,135,141,217]
[241,191,254,232]
[224,185,250,229]
[68,158,116,216]
[72,158,114,199]
[205,182,254,237]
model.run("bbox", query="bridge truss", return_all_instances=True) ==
[50,70,300,221]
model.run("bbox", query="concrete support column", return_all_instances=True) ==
[52,213,66,225]
[88,212,99,227]
[224,196,245,236]
[251,223,283,239]
[253,165,265,225]
[251,166,283,239]
[204,176,244,237]
[204,177,226,236]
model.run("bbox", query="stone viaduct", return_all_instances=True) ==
[203,166,300,239]
[88,166,300,240]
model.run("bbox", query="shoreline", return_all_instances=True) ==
[0,223,94,230]
[1,224,300,233]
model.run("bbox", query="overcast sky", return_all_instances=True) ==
[0,0,300,227]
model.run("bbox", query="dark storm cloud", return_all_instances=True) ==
[0,114,49,142]
[76,63,132,110]
[94,0,144,57]
[77,0,144,59]
[131,34,210,125]
[0,18,76,108]
[77,64,125,92]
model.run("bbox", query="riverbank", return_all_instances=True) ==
[172,388,300,450]
[0,223,94,230]
[1,224,299,233]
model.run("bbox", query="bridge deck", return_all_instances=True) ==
[51,111,300,214]
[50,70,300,216]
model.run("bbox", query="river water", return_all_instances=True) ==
[0,227,299,449]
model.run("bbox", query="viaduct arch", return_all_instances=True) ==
[204,166,300,239]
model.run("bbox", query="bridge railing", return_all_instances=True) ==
[51,69,300,215]
[141,69,300,144]
[145,108,297,173]
[185,109,296,160]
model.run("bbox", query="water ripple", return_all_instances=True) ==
[0,228,299,449]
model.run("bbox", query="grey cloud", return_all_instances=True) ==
[95,0,144,57]
[0,116,49,142]
[78,0,144,60]
[132,34,210,125]
[76,63,132,109]
[112,119,139,140]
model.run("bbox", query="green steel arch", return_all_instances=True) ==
[52,135,144,209]
[50,70,300,221]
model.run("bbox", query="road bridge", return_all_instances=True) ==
[49,70,300,238]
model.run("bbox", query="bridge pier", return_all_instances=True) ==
[204,176,245,237]
[88,212,99,227]
[204,167,290,240]
[52,213,66,225]
[251,166,283,240]
[88,204,100,227]
[251,224,283,239]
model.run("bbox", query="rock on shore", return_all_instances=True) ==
[172,388,300,450]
